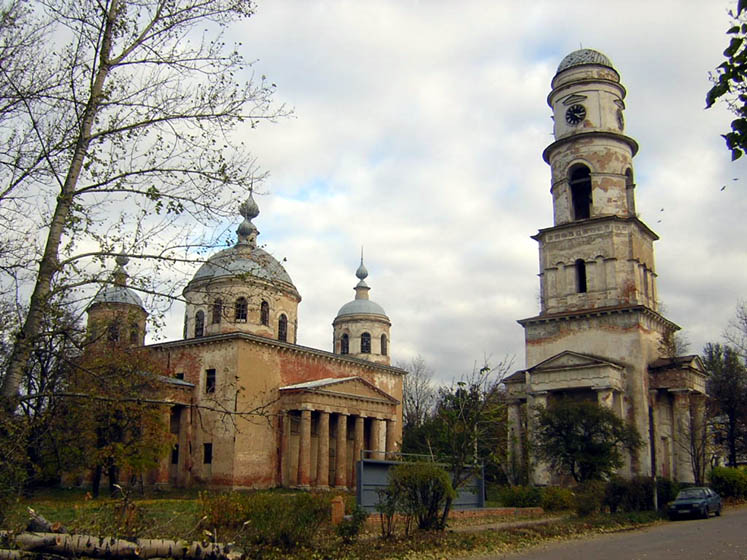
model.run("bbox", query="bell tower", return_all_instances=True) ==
[514,49,683,482]
[538,49,658,316]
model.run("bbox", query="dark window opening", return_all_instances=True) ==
[235,297,247,322]
[361,332,371,354]
[381,334,387,356]
[129,324,139,345]
[643,268,649,298]
[195,310,205,337]
[203,443,212,464]
[575,259,587,293]
[212,299,222,324]
[107,322,120,343]
[340,333,349,355]
[171,444,179,465]
[205,368,216,394]
[169,408,180,434]
[175,372,185,380]
[570,165,592,220]
[260,300,270,326]
[278,314,288,342]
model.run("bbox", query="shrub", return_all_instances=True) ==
[574,480,605,517]
[604,476,653,513]
[709,466,747,499]
[656,477,680,509]
[499,485,542,508]
[375,486,399,538]
[200,491,329,550]
[337,504,368,543]
[540,486,575,511]
[389,462,455,532]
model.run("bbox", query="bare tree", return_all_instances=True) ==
[0,0,286,406]
[725,301,747,359]
[674,394,709,486]
[398,355,436,430]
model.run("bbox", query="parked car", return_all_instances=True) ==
[667,487,722,520]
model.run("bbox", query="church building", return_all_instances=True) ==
[505,49,707,484]
[86,194,404,489]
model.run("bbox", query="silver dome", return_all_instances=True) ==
[557,49,613,74]
[90,284,144,308]
[188,245,297,292]
[336,298,388,318]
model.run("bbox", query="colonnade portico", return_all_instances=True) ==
[278,377,399,489]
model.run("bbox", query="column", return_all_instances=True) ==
[297,409,312,488]
[385,418,396,458]
[334,413,348,488]
[529,391,550,485]
[370,417,381,460]
[281,411,292,487]
[316,411,330,488]
[506,400,523,483]
[672,390,694,483]
[352,415,364,486]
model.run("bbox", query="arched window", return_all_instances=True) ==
[107,322,120,343]
[260,300,270,326]
[195,310,205,337]
[625,168,636,215]
[381,334,387,356]
[361,332,371,354]
[212,299,222,324]
[235,297,247,322]
[575,259,587,293]
[643,267,649,299]
[340,333,349,354]
[129,324,139,345]
[278,314,288,342]
[569,165,592,220]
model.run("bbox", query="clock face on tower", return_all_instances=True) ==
[565,104,586,126]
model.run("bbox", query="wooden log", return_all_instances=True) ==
[13,533,242,560]
[26,508,67,534]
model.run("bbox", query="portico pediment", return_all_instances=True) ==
[279,376,398,417]
[527,351,625,393]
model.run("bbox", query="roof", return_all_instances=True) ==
[280,377,359,391]
[557,48,614,74]
[90,284,144,308]
[649,355,705,371]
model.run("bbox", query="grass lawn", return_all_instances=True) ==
[2,488,662,560]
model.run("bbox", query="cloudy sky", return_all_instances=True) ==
[157,0,747,384]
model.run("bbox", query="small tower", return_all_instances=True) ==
[333,257,391,365]
[86,254,148,348]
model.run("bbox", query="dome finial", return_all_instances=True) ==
[355,247,368,281]
[237,188,259,247]
[113,250,129,286]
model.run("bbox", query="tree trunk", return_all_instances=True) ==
[0,0,119,407]
[11,532,242,560]
[91,465,102,499]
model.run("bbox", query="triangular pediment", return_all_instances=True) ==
[279,376,398,404]
[530,351,625,373]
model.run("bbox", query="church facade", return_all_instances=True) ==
[505,49,707,484]
[86,195,404,489]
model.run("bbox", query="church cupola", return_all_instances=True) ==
[333,257,391,365]
[182,192,301,342]
[86,254,148,347]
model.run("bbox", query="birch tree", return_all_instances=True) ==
[0,0,284,407]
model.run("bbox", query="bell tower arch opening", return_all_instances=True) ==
[569,165,592,220]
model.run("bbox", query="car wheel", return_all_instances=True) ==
[716,505,721,517]
[701,505,709,519]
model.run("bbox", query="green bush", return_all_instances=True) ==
[337,504,368,543]
[604,476,654,513]
[656,477,680,509]
[574,480,605,517]
[709,466,747,499]
[200,491,329,550]
[499,485,542,508]
[389,462,455,532]
[540,486,575,511]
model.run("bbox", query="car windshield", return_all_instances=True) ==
[677,488,706,499]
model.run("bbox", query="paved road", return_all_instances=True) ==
[471,505,747,560]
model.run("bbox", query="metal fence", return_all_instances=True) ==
[356,451,485,512]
